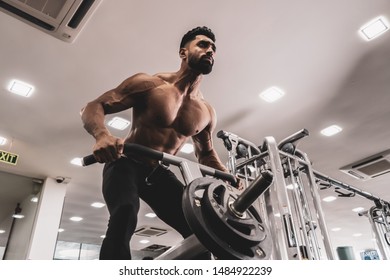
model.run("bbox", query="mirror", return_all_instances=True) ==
[0,170,42,259]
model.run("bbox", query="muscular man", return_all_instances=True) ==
[81,26,228,259]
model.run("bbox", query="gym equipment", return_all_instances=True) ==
[217,128,390,260]
[218,129,334,260]
[359,203,390,259]
[314,166,390,259]
[83,144,237,186]
[84,130,390,260]
[83,144,273,260]
[182,172,273,259]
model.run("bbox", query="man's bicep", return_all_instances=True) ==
[97,73,159,114]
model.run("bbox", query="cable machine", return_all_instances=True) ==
[218,128,390,260]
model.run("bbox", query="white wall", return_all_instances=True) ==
[27,177,66,259]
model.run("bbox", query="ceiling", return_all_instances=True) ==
[0,0,390,259]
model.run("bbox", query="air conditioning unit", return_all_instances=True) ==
[134,227,168,237]
[340,149,390,181]
[0,0,102,43]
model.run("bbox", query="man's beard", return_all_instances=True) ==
[188,55,213,74]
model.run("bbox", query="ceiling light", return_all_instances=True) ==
[8,80,34,97]
[91,202,105,208]
[0,136,7,145]
[331,227,341,232]
[100,235,106,238]
[70,216,83,222]
[107,117,130,130]
[352,207,365,213]
[323,196,337,202]
[70,157,83,166]
[139,239,150,244]
[12,214,24,219]
[320,125,342,137]
[259,87,285,103]
[180,143,194,154]
[145,212,157,218]
[58,228,64,233]
[359,16,389,40]
[0,230,6,234]
[30,196,38,203]
[353,233,362,237]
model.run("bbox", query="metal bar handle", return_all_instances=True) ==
[82,143,237,186]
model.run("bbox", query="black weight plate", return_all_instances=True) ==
[385,231,390,246]
[202,181,267,248]
[182,177,272,260]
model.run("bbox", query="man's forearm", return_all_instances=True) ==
[198,150,229,173]
[81,102,110,140]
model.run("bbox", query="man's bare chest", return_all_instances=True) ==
[145,86,210,136]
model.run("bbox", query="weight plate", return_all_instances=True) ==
[182,177,272,260]
[202,181,267,247]
[385,231,390,246]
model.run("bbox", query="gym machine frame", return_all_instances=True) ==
[309,157,390,259]
[218,128,390,260]
[218,129,335,260]
[359,205,390,259]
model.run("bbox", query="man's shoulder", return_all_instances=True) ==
[122,73,166,93]
[153,72,177,83]
[130,72,165,84]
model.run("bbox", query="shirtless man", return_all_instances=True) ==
[81,26,229,259]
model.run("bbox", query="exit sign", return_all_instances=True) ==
[0,150,19,165]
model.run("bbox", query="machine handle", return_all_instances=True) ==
[82,143,163,166]
[82,143,237,186]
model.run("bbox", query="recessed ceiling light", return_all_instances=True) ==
[91,202,105,208]
[259,87,285,103]
[352,207,365,213]
[58,228,64,233]
[0,136,7,145]
[139,239,150,244]
[323,196,337,202]
[107,117,131,130]
[100,235,106,238]
[145,212,157,218]
[331,227,341,232]
[12,214,25,219]
[320,125,342,137]
[30,196,38,203]
[180,143,194,154]
[70,157,83,166]
[359,16,389,41]
[70,216,83,222]
[0,229,6,234]
[8,80,34,97]
[353,233,362,237]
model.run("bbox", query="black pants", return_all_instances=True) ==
[99,157,193,260]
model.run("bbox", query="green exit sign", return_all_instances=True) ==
[0,150,19,165]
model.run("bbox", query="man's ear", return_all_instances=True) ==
[179,48,187,59]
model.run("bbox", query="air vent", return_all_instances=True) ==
[141,244,171,253]
[340,149,390,181]
[134,227,167,237]
[0,0,102,43]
